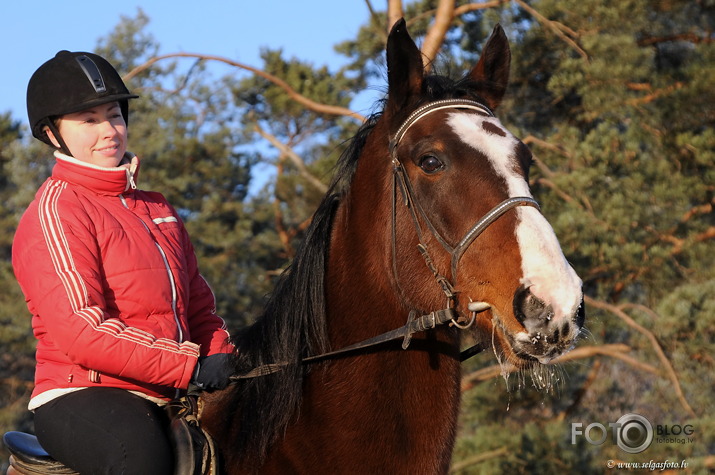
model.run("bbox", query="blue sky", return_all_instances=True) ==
[1,1,373,126]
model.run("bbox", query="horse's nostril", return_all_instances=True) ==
[575,299,586,328]
[513,284,550,327]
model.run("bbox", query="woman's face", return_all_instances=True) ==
[47,101,128,167]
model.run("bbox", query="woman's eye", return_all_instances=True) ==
[418,155,444,173]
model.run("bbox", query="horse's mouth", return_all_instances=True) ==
[485,309,580,366]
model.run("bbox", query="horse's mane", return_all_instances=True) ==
[221,110,381,462]
[220,73,488,464]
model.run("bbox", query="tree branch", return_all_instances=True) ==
[410,1,507,30]
[681,201,714,223]
[626,81,685,106]
[386,0,403,36]
[555,359,602,421]
[253,124,329,194]
[454,0,508,16]
[449,447,509,473]
[534,177,579,206]
[460,343,660,391]
[421,0,456,73]
[0,377,34,390]
[407,0,507,70]
[584,296,696,418]
[271,158,294,258]
[511,0,589,61]
[638,33,715,47]
[124,53,366,122]
[522,135,560,178]
[645,198,715,255]
[522,135,599,215]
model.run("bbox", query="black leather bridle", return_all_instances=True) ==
[389,99,540,329]
[232,99,541,380]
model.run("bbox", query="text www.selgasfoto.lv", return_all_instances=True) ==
[606,459,688,471]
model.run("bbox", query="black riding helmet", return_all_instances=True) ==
[27,50,138,154]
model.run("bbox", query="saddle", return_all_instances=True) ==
[2,396,217,475]
[3,431,77,475]
[166,395,219,475]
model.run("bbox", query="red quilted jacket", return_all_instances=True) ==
[12,152,234,405]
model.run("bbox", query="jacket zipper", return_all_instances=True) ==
[119,195,183,342]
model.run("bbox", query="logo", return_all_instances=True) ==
[571,413,695,454]
[571,413,653,454]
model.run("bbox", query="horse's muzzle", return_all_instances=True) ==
[510,285,585,363]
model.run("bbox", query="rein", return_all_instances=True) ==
[231,99,539,381]
[232,308,473,380]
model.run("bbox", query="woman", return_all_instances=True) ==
[13,50,235,474]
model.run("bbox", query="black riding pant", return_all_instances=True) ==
[33,387,173,475]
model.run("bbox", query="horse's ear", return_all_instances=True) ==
[386,18,424,118]
[467,24,511,110]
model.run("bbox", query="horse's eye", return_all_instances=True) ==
[418,155,444,174]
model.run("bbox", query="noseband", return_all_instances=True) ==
[389,99,540,328]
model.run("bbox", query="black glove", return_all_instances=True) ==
[191,353,234,390]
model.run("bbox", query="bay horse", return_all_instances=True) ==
[199,19,585,474]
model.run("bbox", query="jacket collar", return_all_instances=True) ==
[52,151,139,195]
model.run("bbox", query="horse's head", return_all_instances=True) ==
[384,20,584,367]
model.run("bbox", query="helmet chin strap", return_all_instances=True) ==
[46,120,72,157]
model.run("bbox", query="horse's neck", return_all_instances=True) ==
[269,300,462,473]
[272,200,463,472]
[216,157,463,473]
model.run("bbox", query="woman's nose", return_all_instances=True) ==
[99,120,119,137]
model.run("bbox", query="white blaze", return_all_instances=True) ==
[448,113,582,322]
